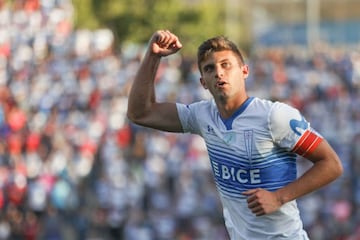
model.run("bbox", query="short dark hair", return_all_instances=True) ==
[197,36,245,73]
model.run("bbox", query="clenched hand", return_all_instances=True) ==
[149,30,182,57]
[243,188,283,216]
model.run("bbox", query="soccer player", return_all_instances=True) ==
[127,30,343,239]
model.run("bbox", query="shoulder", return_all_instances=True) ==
[248,97,275,111]
[268,101,312,147]
[177,99,215,114]
[176,100,215,134]
[269,101,303,132]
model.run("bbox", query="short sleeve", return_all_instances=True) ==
[269,102,323,157]
[176,102,202,135]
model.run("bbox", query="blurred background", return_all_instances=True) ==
[0,0,359,239]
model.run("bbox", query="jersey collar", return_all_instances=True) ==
[220,97,254,130]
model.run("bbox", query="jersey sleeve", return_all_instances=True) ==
[269,102,323,157]
[176,102,202,135]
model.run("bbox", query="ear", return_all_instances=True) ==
[242,65,249,79]
[200,77,208,89]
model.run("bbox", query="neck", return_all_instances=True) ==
[217,95,249,119]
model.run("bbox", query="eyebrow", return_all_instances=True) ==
[204,58,230,68]
[204,57,230,66]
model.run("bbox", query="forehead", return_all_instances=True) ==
[200,50,239,66]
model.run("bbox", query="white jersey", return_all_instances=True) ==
[176,97,322,240]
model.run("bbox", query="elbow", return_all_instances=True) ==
[335,158,344,178]
[126,111,140,124]
[126,110,147,126]
[126,110,135,122]
[329,155,344,181]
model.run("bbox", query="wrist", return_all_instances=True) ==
[274,190,287,206]
[147,50,162,58]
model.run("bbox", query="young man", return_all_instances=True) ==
[127,30,343,239]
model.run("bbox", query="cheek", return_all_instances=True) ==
[200,78,209,89]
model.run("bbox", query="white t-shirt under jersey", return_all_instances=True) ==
[176,97,322,240]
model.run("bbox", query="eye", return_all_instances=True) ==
[203,65,214,73]
[221,61,231,69]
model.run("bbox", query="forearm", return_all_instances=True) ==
[275,155,342,205]
[127,51,161,122]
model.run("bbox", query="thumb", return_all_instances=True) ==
[175,40,182,49]
[169,40,182,52]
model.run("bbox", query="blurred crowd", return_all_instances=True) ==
[0,0,359,240]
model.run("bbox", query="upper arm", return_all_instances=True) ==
[304,139,342,166]
[302,139,343,185]
[268,101,343,176]
[128,102,184,133]
[269,102,338,162]
[269,102,319,153]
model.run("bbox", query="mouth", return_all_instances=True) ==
[216,80,227,88]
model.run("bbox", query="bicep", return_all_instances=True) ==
[305,139,341,165]
[132,102,184,132]
[302,139,343,182]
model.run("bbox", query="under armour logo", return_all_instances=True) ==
[207,125,215,134]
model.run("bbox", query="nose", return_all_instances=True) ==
[215,65,224,78]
